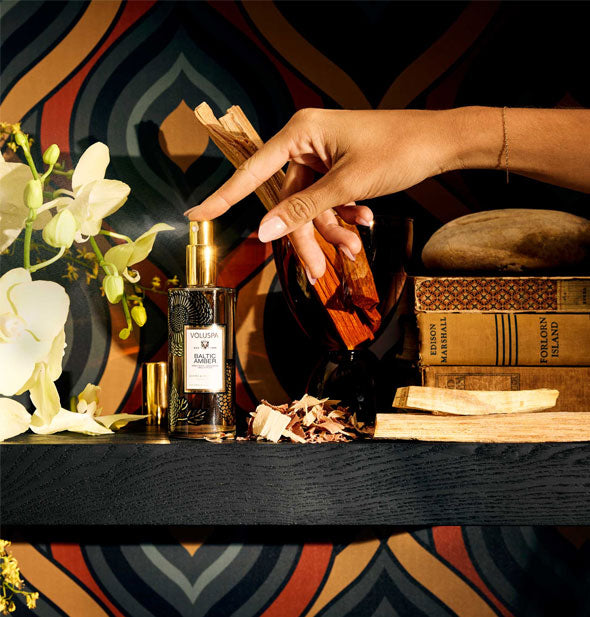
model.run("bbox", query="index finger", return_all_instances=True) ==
[185,129,292,221]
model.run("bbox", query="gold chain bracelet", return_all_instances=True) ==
[502,106,510,184]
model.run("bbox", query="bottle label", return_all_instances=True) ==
[184,325,226,392]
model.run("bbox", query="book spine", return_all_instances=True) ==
[421,366,590,412]
[417,313,590,366]
[414,277,590,313]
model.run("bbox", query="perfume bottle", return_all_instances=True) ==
[167,221,236,438]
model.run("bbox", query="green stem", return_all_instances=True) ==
[15,238,95,271]
[99,229,133,243]
[122,293,133,331]
[89,235,105,262]
[23,210,36,270]
[21,146,39,180]
[29,247,66,273]
[91,236,133,337]
[51,168,74,177]
[89,236,117,276]
[40,162,55,182]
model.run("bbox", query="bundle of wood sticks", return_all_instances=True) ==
[193,103,380,349]
[375,386,590,442]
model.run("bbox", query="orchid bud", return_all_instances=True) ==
[103,274,124,304]
[14,131,28,148]
[131,304,147,327]
[43,144,60,166]
[119,327,131,340]
[23,179,43,210]
[42,209,76,248]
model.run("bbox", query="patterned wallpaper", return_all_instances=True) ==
[1,1,589,615]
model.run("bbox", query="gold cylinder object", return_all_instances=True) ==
[187,220,217,286]
[142,361,168,425]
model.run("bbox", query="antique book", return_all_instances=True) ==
[374,412,590,442]
[421,366,590,412]
[392,386,559,415]
[417,313,590,366]
[414,276,590,313]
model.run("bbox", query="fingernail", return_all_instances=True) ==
[258,217,288,242]
[305,267,317,286]
[184,205,199,217]
[338,245,356,262]
[357,217,372,227]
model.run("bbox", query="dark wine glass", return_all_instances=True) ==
[272,214,414,422]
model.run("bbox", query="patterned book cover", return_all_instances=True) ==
[414,277,590,312]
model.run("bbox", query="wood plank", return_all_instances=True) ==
[393,386,559,415]
[375,411,590,442]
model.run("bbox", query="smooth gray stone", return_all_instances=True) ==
[422,209,590,271]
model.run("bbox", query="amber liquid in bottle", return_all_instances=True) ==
[167,222,236,438]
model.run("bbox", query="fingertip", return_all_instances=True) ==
[342,230,363,255]
[184,206,201,220]
[306,253,326,281]
[334,204,374,226]
[305,266,317,286]
[258,216,288,243]
[338,244,356,262]
[355,205,374,226]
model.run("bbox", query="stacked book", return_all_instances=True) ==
[413,276,590,412]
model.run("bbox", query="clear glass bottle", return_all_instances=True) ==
[167,221,236,438]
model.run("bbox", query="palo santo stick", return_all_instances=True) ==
[337,219,380,331]
[393,386,559,415]
[225,105,264,149]
[194,102,378,348]
[374,412,590,442]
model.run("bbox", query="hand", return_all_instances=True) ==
[186,108,462,279]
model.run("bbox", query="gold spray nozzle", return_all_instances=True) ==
[189,220,213,246]
[187,220,216,286]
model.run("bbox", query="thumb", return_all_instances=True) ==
[258,166,352,242]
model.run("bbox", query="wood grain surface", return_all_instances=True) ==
[2,428,590,526]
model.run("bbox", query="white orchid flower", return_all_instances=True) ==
[50,143,130,242]
[0,158,51,251]
[29,406,146,434]
[0,397,31,441]
[0,269,69,418]
[104,223,174,283]
[76,383,102,416]
[74,382,147,429]
[30,408,113,436]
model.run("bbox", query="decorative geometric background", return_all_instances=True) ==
[1,1,589,615]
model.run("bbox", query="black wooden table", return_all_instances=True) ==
[1,427,589,526]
